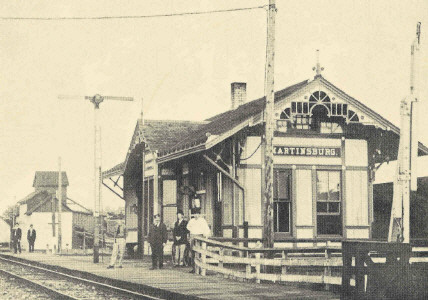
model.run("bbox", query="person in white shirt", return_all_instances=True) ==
[186,208,211,273]
[107,221,127,269]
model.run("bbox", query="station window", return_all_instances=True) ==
[316,171,342,235]
[273,170,292,233]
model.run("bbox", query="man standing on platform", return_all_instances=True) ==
[148,214,167,270]
[173,210,188,267]
[27,224,36,253]
[107,221,127,269]
[12,223,22,254]
[186,208,211,273]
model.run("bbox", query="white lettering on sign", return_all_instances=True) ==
[274,146,341,157]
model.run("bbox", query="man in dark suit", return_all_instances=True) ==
[148,214,168,270]
[173,210,188,267]
[27,224,36,252]
[12,223,22,254]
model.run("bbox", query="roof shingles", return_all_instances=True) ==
[33,171,69,187]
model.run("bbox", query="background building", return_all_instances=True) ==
[15,171,94,251]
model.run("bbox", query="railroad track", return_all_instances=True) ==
[0,256,164,300]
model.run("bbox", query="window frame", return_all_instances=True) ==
[273,169,292,236]
[315,170,343,236]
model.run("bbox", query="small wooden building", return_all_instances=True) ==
[103,74,428,248]
[15,171,94,250]
[373,156,428,240]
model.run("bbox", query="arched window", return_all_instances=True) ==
[310,91,331,103]
[277,91,344,133]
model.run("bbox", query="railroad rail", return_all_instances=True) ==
[0,255,164,300]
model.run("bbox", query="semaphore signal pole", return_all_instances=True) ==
[388,22,421,243]
[59,94,133,262]
[262,0,276,248]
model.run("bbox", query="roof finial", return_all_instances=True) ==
[140,97,144,126]
[312,49,324,77]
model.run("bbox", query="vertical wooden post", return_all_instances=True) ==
[83,232,86,253]
[255,252,261,283]
[201,241,207,276]
[262,0,276,249]
[219,247,224,270]
[324,249,332,290]
[138,142,145,258]
[243,221,249,247]
[57,157,62,254]
[281,250,287,277]
[355,252,365,298]
[245,250,251,280]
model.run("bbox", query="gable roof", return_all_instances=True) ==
[141,119,207,153]
[103,75,428,173]
[160,79,309,157]
[33,171,69,188]
[16,190,91,215]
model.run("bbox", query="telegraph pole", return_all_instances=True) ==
[57,157,62,253]
[59,94,133,262]
[262,0,276,248]
[138,98,145,258]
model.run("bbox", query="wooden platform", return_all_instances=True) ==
[5,251,340,299]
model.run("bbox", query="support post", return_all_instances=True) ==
[262,0,276,249]
[138,142,146,258]
[93,101,101,263]
[57,157,62,253]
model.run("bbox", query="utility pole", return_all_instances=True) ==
[388,23,421,243]
[262,0,276,248]
[59,94,133,262]
[57,157,62,253]
[138,98,145,258]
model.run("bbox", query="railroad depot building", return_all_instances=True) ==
[103,74,428,247]
[15,171,94,251]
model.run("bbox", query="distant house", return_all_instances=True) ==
[15,171,94,251]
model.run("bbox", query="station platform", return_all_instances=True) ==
[5,251,339,299]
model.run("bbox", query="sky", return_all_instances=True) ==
[0,0,427,214]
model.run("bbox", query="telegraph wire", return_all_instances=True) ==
[0,5,267,21]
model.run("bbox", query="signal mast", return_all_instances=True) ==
[388,23,421,243]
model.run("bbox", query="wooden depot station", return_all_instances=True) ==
[103,73,428,252]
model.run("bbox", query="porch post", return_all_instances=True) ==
[137,143,145,258]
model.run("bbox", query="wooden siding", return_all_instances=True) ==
[72,212,95,248]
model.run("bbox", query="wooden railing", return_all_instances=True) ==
[192,236,342,287]
[193,237,428,291]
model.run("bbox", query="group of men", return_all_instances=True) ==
[11,223,37,254]
[108,208,211,271]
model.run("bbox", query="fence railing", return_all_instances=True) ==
[192,237,428,288]
[192,236,342,287]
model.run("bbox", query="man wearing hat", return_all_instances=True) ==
[27,224,37,253]
[148,214,168,270]
[12,223,22,254]
[186,208,211,273]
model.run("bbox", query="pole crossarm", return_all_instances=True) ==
[58,93,133,262]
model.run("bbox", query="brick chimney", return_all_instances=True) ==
[231,82,246,110]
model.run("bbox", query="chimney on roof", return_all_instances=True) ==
[231,82,246,110]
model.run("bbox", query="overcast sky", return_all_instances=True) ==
[0,0,427,214]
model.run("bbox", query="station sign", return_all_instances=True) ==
[274,146,341,157]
